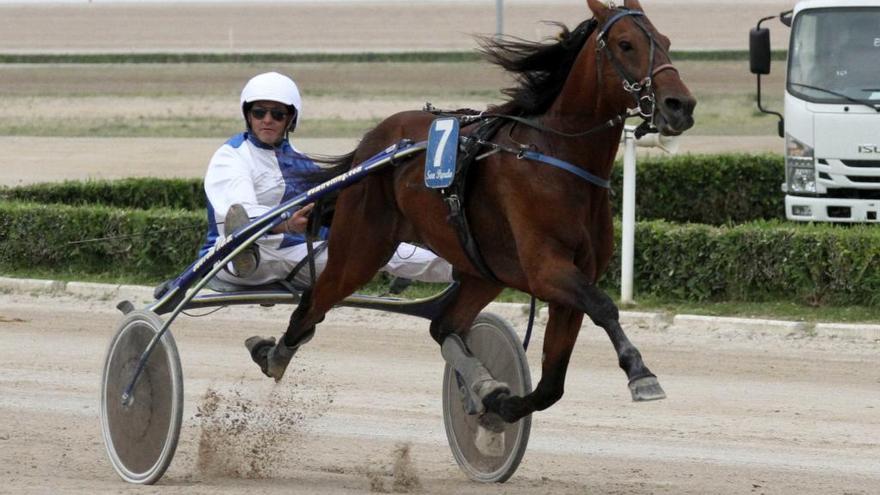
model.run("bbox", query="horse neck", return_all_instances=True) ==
[543,37,628,153]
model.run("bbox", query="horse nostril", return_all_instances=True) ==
[663,97,683,113]
[662,95,696,117]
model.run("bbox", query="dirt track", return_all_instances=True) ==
[1,290,878,494]
[0,1,794,53]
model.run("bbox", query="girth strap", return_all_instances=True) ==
[440,117,506,283]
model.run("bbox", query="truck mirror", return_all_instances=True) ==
[750,27,772,75]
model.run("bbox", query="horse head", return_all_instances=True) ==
[586,0,696,135]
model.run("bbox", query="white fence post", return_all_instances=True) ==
[621,127,637,304]
[620,126,680,304]
[496,0,504,39]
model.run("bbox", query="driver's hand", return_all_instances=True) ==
[285,203,315,234]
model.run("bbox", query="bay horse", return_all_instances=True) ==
[249,0,695,423]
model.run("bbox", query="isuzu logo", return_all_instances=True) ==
[859,145,880,154]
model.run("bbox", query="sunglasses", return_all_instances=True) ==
[250,107,289,122]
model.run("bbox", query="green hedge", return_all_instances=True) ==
[601,220,880,306]
[608,153,785,224]
[0,201,205,281]
[1,178,205,211]
[3,201,880,306]
[3,153,785,225]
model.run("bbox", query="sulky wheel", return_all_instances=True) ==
[100,309,183,484]
[442,312,532,483]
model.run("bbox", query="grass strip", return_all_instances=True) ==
[3,267,877,324]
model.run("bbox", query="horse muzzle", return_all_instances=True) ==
[653,92,696,136]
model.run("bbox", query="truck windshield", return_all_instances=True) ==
[788,7,880,104]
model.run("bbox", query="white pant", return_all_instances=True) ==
[217,240,453,287]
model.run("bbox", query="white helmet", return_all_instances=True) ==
[240,71,302,131]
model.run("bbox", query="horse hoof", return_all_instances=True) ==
[244,336,276,377]
[475,413,506,457]
[480,385,510,414]
[266,342,298,383]
[629,375,666,402]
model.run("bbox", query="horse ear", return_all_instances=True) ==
[586,0,611,20]
[623,0,645,12]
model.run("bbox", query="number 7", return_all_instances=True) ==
[432,119,455,169]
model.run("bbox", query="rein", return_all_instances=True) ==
[459,111,626,139]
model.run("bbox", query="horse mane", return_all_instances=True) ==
[304,18,600,182]
[478,19,598,116]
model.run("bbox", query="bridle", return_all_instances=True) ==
[462,8,681,140]
[444,8,685,189]
[595,8,679,121]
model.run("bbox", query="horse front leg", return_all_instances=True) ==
[513,254,665,406]
[580,283,666,401]
[535,262,665,401]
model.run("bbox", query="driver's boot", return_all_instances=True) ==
[224,204,259,278]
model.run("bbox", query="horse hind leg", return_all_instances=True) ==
[441,333,511,456]
[249,179,401,382]
[430,274,509,455]
[247,289,321,382]
[482,302,583,423]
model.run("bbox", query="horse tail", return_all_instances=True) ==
[304,151,357,185]
[298,151,357,230]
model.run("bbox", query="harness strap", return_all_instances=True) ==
[523,296,536,351]
[428,110,619,284]
[305,236,319,288]
[518,150,611,189]
[461,132,614,189]
[284,241,329,290]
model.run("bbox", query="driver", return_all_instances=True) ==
[201,71,453,288]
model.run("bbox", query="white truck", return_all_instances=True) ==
[750,0,880,222]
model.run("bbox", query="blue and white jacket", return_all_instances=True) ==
[200,132,327,256]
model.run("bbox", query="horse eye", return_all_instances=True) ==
[619,40,634,52]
